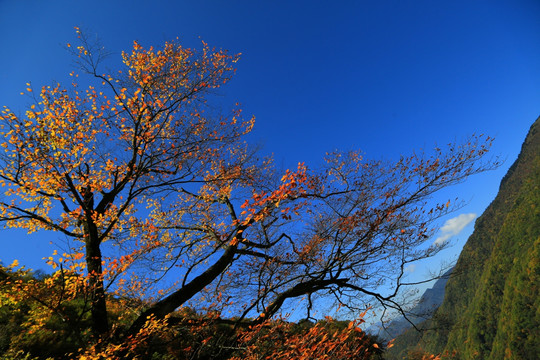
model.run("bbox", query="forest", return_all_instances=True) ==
[0,31,503,359]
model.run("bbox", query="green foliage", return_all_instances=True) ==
[0,269,91,359]
[488,168,540,359]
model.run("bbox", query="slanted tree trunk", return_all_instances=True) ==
[127,243,238,336]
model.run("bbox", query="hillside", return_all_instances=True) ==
[388,117,540,359]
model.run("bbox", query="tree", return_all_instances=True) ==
[0,30,497,354]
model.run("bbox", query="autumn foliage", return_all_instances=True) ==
[0,30,497,358]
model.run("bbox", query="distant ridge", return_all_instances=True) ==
[369,267,453,341]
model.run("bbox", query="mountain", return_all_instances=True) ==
[369,267,453,341]
[387,116,540,359]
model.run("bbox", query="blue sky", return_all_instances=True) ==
[1,1,539,313]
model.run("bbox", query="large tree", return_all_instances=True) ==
[0,30,496,346]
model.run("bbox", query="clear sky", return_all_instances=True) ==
[1,1,539,313]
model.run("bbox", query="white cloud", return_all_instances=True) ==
[433,233,452,246]
[433,213,476,246]
[404,264,416,273]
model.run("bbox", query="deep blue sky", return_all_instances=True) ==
[1,1,539,302]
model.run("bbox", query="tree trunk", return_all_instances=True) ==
[127,244,237,336]
[84,221,109,336]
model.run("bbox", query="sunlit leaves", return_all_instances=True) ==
[0,30,498,357]
[0,32,254,339]
[230,315,382,360]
